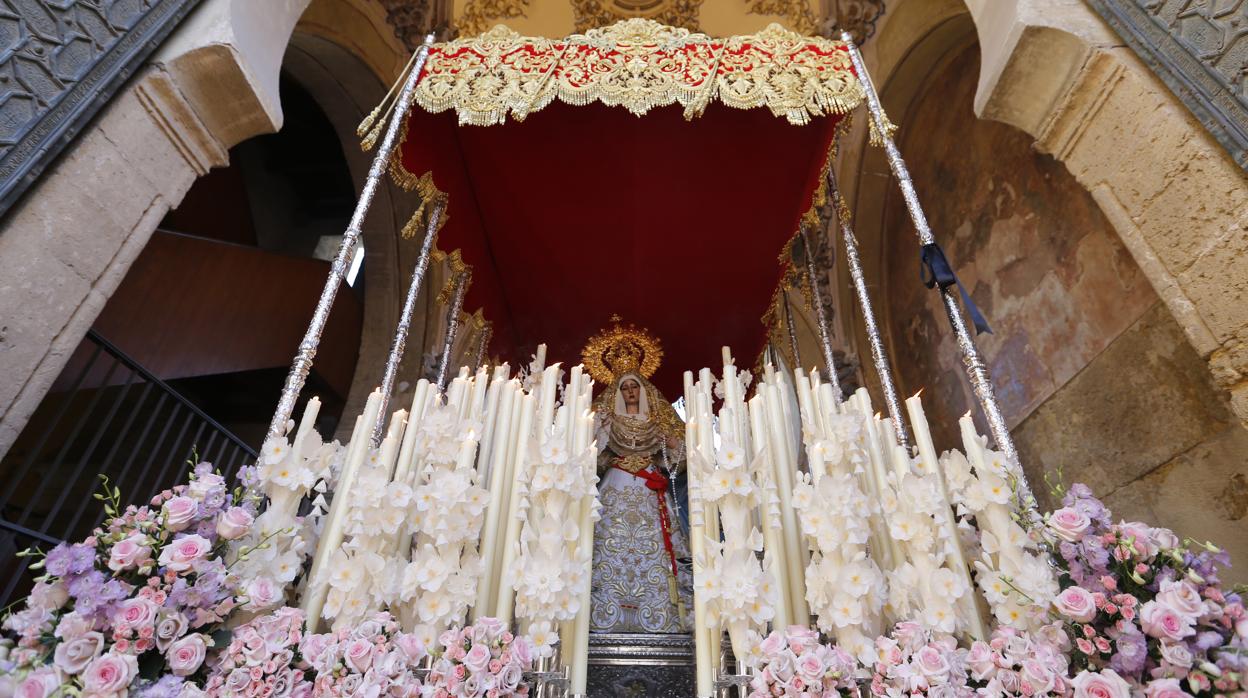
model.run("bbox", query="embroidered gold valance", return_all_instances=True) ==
[411,19,865,127]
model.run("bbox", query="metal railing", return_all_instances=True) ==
[0,330,256,607]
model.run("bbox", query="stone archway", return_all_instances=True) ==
[827,0,1248,579]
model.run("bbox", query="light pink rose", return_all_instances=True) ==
[964,641,996,680]
[759,631,786,657]
[113,597,158,630]
[167,634,207,676]
[1048,507,1091,542]
[107,534,151,572]
[154,610,189,652]
[1150,528,1181,551]
[16,669,60,698]
[244,576,282,610]
[82,651,139,696]
[500,663,522,691]
[461,643,491,674]
[396,634,427,663]
[1144,678,1193,698]
[29,581,68,611]
[915,645,951,684]
[1140,601,1195,641]
[510,636,533,667]
[216,507,254,540]
[1157,580,1204,619]
[893,621,925,652]
[473,617,506,644]
[54,612,93,642]
[1071,669,1132,698]
[1055,586,1097,623]
[1159,641,1194,670]
[343,638,375,673]
[53,631,104,675]
[795,651,826,682]
[1021,659,1055,694]
[769,651,795,681]
[162,496,199,532]
[785,625,820,655]
[157,534,211,572]
[1117,522,1157,557]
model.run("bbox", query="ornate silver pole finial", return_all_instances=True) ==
[265,34,437,446]
[435,270,470,393]
[826,166,911,452]
[799,226,842,399]
[372,199,446,446]
[841,33,1039,517]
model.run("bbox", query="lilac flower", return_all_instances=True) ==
[134,674,185,697]
[1108,626,1146,677]
[1193,631,1224,652]
[44,543,73,576]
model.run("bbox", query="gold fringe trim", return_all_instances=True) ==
[399,169,451,240]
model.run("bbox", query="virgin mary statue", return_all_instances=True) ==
[582,318,693,634]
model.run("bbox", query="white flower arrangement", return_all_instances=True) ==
[940,423,1058,632]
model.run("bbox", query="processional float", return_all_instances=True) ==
[237,17,1054,698]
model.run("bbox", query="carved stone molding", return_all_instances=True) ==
[748,0,885,42]
[1083,0,1248,168]
[379,0,455,46]
[572,0,703,33]
[456,0,529,37]
[0,0,204,215]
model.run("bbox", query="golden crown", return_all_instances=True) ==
[581,314,663,385]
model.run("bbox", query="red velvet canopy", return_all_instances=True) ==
[389,21,859,396]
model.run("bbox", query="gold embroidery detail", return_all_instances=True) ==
[399,170,451,240]
[407,19,865,128]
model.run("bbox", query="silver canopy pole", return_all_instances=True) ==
[842,33,1040,520]
[265,34,437,444]
[435,269,470,393]
[372,199,446,445]
[799,226,842,399]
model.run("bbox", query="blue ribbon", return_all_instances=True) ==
[920,243,992,335]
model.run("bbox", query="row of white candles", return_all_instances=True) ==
[295,347,599,691]
[683,350,993,695]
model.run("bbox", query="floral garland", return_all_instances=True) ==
[427,618,534,697]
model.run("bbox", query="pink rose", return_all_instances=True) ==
[462,643,491,674]
[162,496,199,532]
[500,663,522,691]
[759,631,786,657]
[473,617,506,644]
[1140,601,1195,641]
[1021,659,1055,694]
[157,534,211,572]
[344,639,375,673]
[511,636,533,667]
[964,641,996,680]
[396,633,428,663]
[1150,527,1181,551]
[82,651,139,697]
[154,610,189,652]
[893,621,925,652]
[1071,669,1132,698]
[216,507,254,540]
[795,651,825,682]
[1055,586,1097,623]
[1144,678,1192,698]
[785,625,820,655]
[167,634,207,676]
[1048,507,1091,542]
[244,576,282,610]
[113,597,158,630]
[107,534,151,572]
[53,631,104,675]
[1159,641,1194,670]
[915,645,951,684]
[16,669,60,698]
[1157,580,1204,619]
[1117,522,1157,557]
